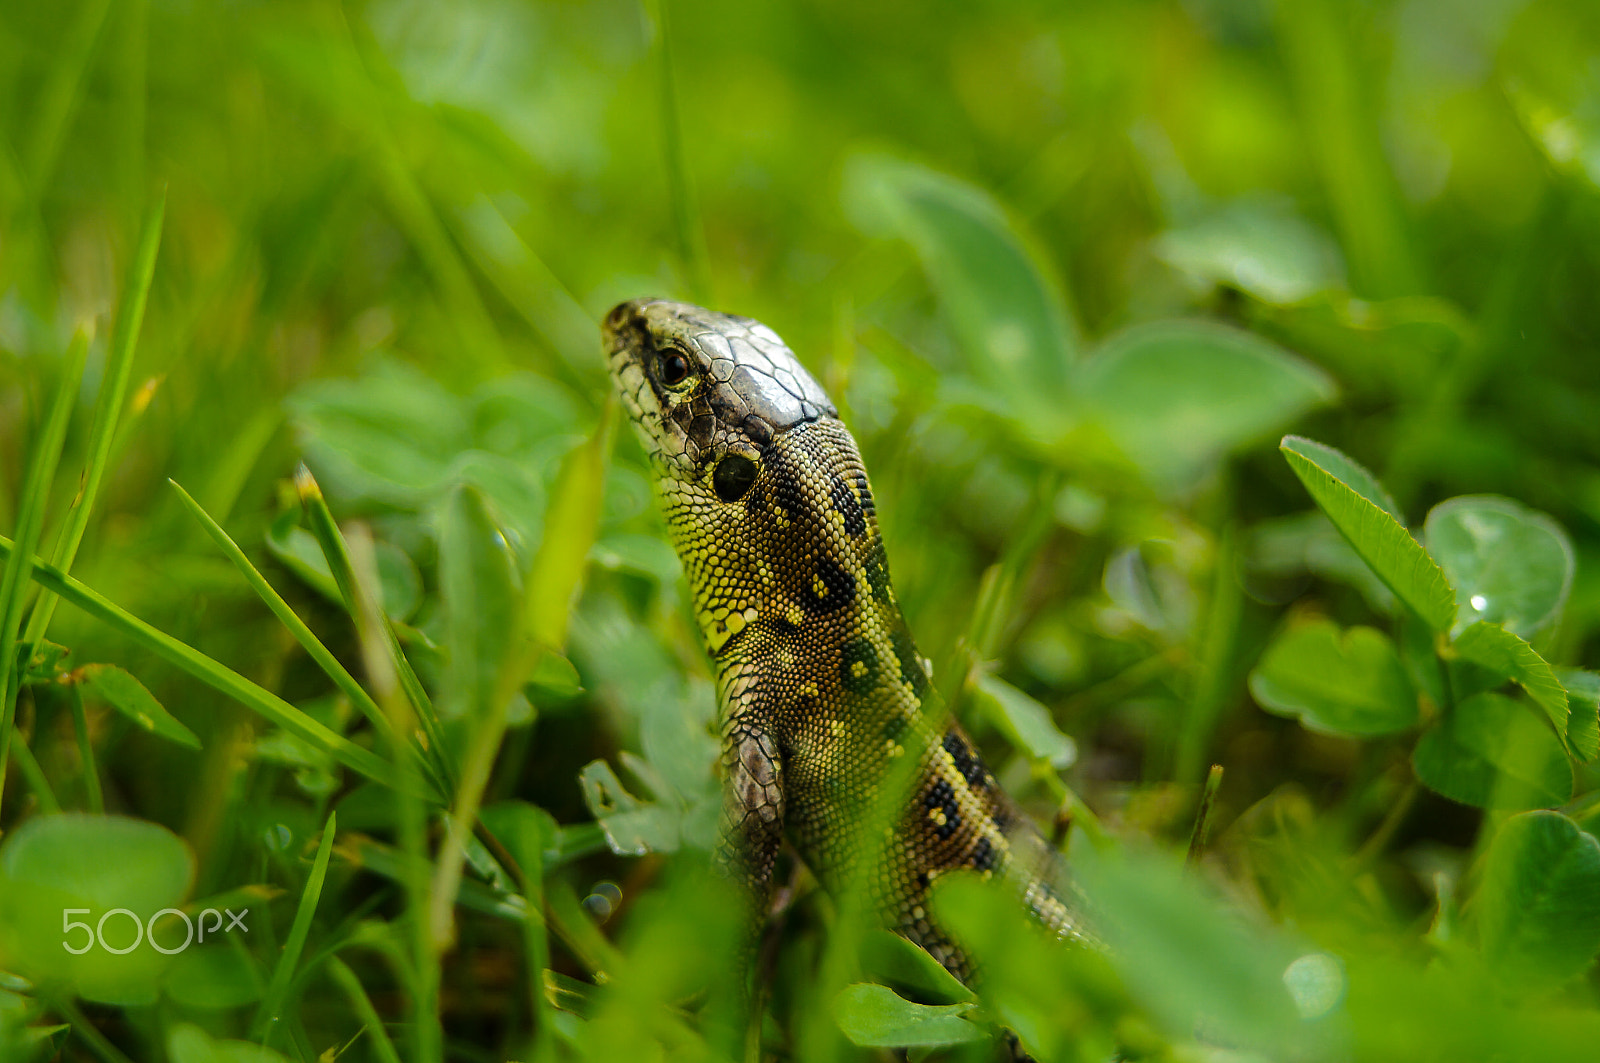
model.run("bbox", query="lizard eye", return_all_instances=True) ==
[657,350,691,387]
[713,454,758,503]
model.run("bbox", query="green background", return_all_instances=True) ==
[4,0,1600,1059]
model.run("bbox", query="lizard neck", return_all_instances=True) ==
[662,418,931,731]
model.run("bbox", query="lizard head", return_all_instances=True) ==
[602,298,836,503]
[605,299,898,668]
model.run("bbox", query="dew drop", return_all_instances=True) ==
[1283,952,1345,1019]
[582,880,624,923]
[1470,594,1488,612]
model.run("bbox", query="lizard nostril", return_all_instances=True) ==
[603,300,638,331]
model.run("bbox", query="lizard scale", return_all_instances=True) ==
[603,298,1078,980]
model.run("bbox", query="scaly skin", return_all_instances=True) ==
[602,298,1077,980]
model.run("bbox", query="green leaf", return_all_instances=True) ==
[1249,511,1395,612]
[77,664,200,750]
[1071,841,1299,1049]
[528,651,583,698]
[1248,619,1418,737]
[1079,323,1335,491]
[0,814,194,1005]
[1476,811,1600,988]
[577,760,680,855]
[1424,496,1574,639]
[287,359,469,507]
[0,985,65,1062]
[1280,436,1456,630]
[1451,622,1568,744]
[1279,436,1404,520]
[164,947,264,1010]
[1556,668,1600,763]
[929,871,1122,1062]
[843,153,1078,408]
[265,521,422,623]
[831,983,985,1049]
[590,534,683,588]
[169,1022,293,1063]
[447,448,550,550]
[21,639,71,682]
[1412,693,1571,810]
[1102,542,1193,638]
[972,674,1076,768]
[263,519,340,601]
[438,484,525,720]
[481,801,561,870]
[1154,198,1345,304]
[1258,294,1467,402]
[1398,613,1448,714]
[859,930,975,1007]
[470,374,583,457]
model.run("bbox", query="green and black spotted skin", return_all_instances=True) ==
[603,299,1074,974]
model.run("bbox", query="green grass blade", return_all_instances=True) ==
[493,805,556,1061]
[428,486,528,951]
[1275,0,1424,299]
[325,956,403,1063]
[302,14,504,377]
[8,735,62,814]
[250,811,337,1043]
[0,531,419,794]
[337,827,623,984]
[339,521,445,1063]
[69,684,103,813]
[48,993,134,1063]
[643,0,712,304]
[23,0,113,193]
[423,408,612,963]
[455,199,597,374]
[295,465,455,793]
[22,191,164,673]
[527,401,613,650]
[0,328,90,821]
[437,484,524,724]
[167,479,435,779]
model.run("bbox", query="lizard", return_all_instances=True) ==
[602,297,1079,996]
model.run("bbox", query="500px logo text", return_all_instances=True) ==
[61,907,249,955]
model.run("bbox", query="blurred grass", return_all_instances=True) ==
[2,0,1600,1060]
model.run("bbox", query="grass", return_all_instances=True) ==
[2,1,1600,1061]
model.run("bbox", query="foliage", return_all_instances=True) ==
[3,0,1600,1060]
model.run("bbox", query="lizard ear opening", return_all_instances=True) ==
[713,453,759,503]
